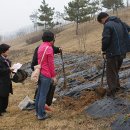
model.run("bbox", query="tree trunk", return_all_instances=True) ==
[112,8,114,14]
[127,0,129,7]
[115,8,118,16]
[76,0,79,35]
[76,18,79,35]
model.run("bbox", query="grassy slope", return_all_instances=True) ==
[0,7,130,130]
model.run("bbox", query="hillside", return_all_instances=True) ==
[7,7,130,64]
[1,7,130,130]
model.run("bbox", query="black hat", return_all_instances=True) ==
[97,12,109,23]
[0,43,10,54]
[42,31,55,42]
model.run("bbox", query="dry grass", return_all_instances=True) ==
[55,7,130,54]
[1,7,130,130]
[0,80,112,130]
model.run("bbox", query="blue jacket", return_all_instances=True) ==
[102,16,130,57]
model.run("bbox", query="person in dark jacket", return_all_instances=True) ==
[31,34,62,104]
[97,12,130,96]
[0,44,13,116]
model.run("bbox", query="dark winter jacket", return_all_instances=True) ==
[102,16,130,57]
[0,56,13,97]
[31,46,60,70]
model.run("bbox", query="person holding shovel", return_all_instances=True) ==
[97,12,130,97]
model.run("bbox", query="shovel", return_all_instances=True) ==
[60,50,67,89]
[95,53,106,97]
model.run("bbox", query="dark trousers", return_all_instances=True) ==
[0,96,9,113]
[106,55,124,92]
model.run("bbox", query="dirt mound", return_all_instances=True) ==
[57,91,99,112]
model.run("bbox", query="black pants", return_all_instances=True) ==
[0,96,9,113]
[106,55,125,92]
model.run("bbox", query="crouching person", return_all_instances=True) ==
[0,44,13,116]
[35,31,57,120]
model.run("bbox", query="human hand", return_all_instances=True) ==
[10,67,14,72]
[102,51,106,55]
[101,51,106,56]
[59,47,62,53]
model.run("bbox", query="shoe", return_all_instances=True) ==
[38,113,48,120]
[45,104,52,111]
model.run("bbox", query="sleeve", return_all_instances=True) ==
[31,47,39,71]
[52,46,60,54]
[102,24,112,51]
[47,48,56,78]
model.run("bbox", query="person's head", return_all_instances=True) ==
[0,43,10,57]
[42,31,55,45]
[97,12,109,24]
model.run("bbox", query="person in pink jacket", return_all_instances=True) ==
[35,31,57,120]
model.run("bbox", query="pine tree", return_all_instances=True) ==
[64,0,92,35]
[38,0,55,29]
[54,11,63,25]
[89,0,101,20]
[30,10,38,31]
[102,0,124,14]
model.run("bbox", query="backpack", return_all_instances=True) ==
[11,69,28,83]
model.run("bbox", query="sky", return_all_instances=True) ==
[0,0,71,35]
[0,0,128,35]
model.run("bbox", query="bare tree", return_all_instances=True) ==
[76,0,79,35]
[127,0,129,7]
[30,10,39,31]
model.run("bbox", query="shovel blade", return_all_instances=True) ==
[95,86,106,97]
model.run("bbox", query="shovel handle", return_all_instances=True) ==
[60,51,67,88]
[101,53,106,86]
